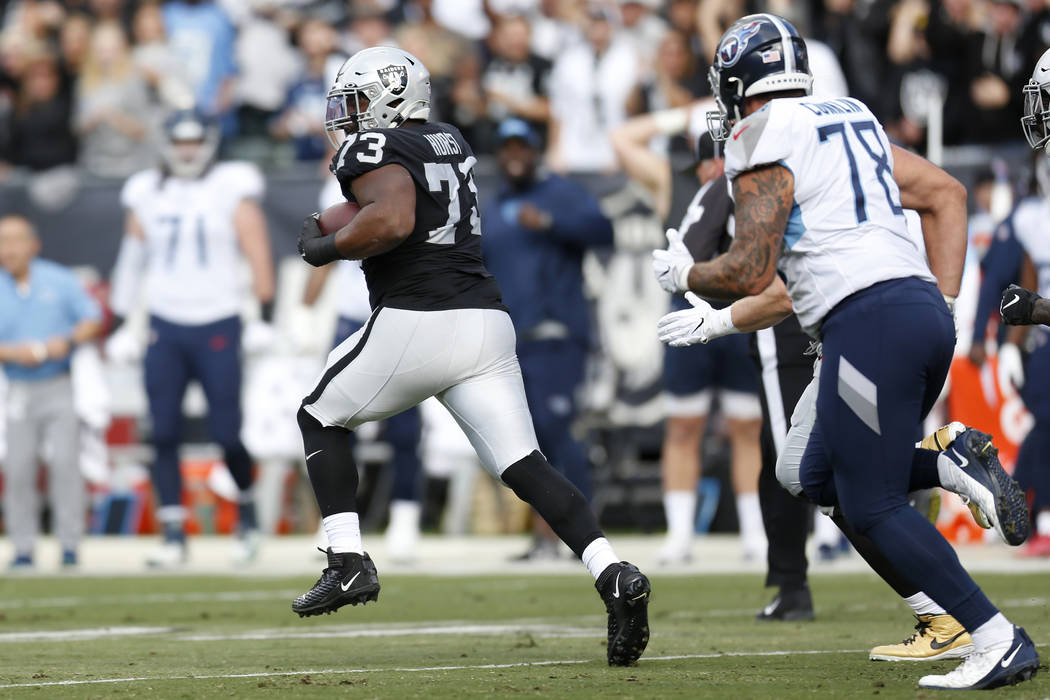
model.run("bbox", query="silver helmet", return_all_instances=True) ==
[1022,48,1050,152]
[324,47,431,148]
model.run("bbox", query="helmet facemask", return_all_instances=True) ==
[161,112,219,178]
[1022,79,1050,152]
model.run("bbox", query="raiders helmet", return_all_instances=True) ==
[1022,48,1050,152]
[324,47,431,148]
[161,109,219,179]
[706,13,813,140]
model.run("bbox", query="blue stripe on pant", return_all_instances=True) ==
[332,316,423,502]
[517,338,592,500]
[145,315,253,512]
[800,277,998,632]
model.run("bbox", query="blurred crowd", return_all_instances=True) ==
[1,0,1048,186]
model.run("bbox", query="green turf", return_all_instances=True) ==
[0,572,1047,698]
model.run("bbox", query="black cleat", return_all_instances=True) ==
[292,548,380,617]
[940,430,1030,546]
[596,562,651,666]
[756,585,815,622]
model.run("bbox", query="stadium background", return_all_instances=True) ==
[0,0,1041,544]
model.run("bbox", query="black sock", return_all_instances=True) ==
[297,407,359,518]
[501,450,603,558]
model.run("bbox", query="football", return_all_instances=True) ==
[316,201,361,236]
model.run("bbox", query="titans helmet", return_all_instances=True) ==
[160,109,219,179]
[325,46,431,148]
[1022,48,1050,152]
[706,13,813,140]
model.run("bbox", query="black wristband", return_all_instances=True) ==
[305,233,342,266]
[110,314,126,334]
[259,301,275,323]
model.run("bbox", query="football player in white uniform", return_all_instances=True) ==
[109,110,275,568]
[654,14,1037,690]
[291,47,650,666]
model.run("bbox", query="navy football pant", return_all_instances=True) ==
[333,316,423,502]
[1015,334,1050,514]
[517,338,592,501]
[145,316,253,513]
[800,278,998,632]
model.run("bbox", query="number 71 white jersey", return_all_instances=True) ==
[121,161,264,325]
[724,96,935,337]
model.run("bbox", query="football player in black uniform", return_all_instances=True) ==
[293,47,650,666]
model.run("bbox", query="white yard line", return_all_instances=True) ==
[0,627,173,643]
[182,623,596,641]
[0,650,871,690]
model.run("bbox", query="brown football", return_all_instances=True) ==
[316,201,361,235]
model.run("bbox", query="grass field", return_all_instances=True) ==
[0,570,1048,699]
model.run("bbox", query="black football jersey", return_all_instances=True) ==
[331,122,505,312]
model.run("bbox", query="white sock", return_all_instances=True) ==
[904,591,946,616]
[582,537,619,581]
[970,612,1014,651]
[1037,510,1050,536]
[323,512,363,554]
[387,500,422,532]
[736,492,764,540]
[663,490,697,540]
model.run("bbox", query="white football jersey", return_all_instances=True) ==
[318,176,372,323]
[1009,196,1050,299]
[121,162,264,325]
[724,96,934,336]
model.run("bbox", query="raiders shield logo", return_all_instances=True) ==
[379,65,408,95]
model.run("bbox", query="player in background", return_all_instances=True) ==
[292,47,649,666]
[108,109,275,568]
[657,14,1037,689]
[613,121,766,566]
[975,49,1050,556]
[302,176,425,564]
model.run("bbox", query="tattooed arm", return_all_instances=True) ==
[684,163,793,300]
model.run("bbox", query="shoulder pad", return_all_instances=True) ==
[724,102,793,180]
[120,169,161,210]
[211,161,265,201]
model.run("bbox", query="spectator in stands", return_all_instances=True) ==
[395,0,479,129]
[815,0,895,120]
[74,21,152,178]
[0,215,102,569]
[162,0,237,134]
[2,50,77,173]
[517,0,583,61]
[617,0,668,69]
[547,6,637,174]
[966,0,1028,143]
[479,14,552,150]
[231,2,300,140]
[627,28,707,117]
[59,12,93,79]
[482,118,614,559]
[131,1,190,109]
[924,0,981,144]
[273,18,337,163]
[344,4,395,55]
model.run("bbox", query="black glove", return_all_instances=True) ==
[1000,284,1040,325]
[297,214,341,267]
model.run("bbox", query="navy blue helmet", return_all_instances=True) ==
[706,14,813,140]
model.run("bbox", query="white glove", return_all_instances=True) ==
[651,228,693,293]
[997,342,1025,392]
[104,325,143,364]
[242,319,277,355]
[656,292,738,347]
